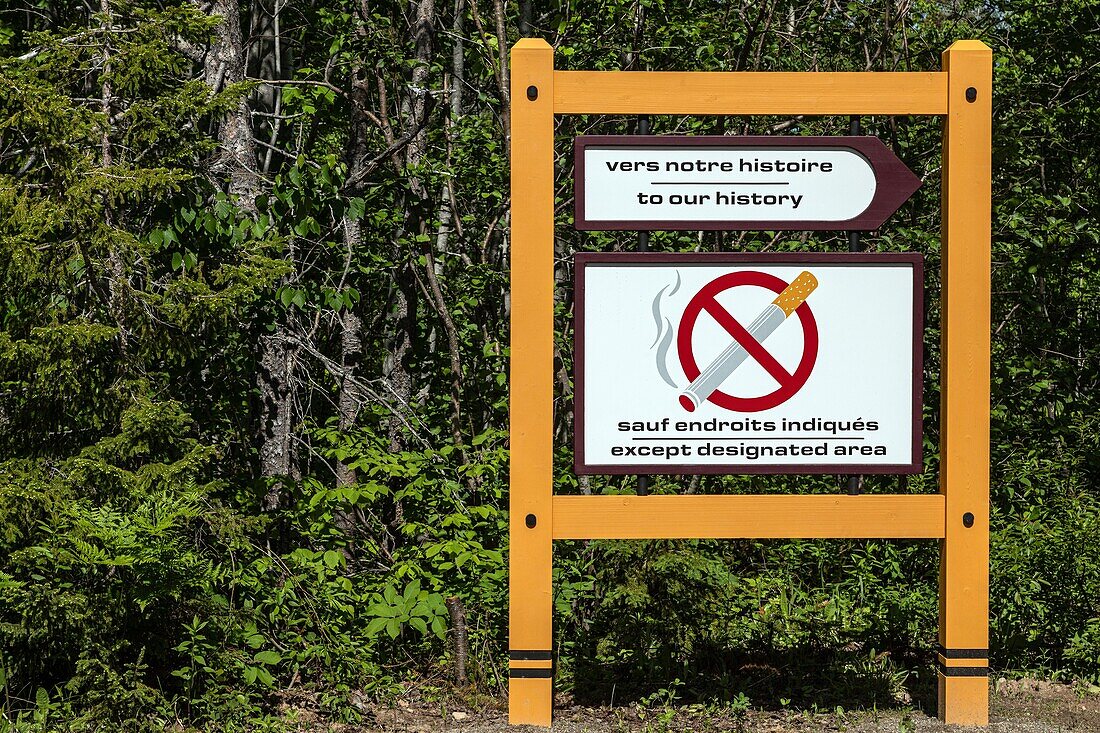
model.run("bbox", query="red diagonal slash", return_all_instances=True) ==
[700,297,795,387]
[677,270,818,413]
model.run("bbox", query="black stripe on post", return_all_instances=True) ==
[937,665,989,677]
[509,667,554,678]
[509,650,554,661]
[936,646,988,659]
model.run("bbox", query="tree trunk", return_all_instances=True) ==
[451,0,465,118]
[335,298,362,488]
[258,324,296,509]
[383,271,417,536]
[519,0,532,35]
[202,0,260,210]
[99,0,131,365]
[386,0,437,532]
[446,596,469,683]
[383,274,417,454]
[200,1,299,498]
[423,246,466,451]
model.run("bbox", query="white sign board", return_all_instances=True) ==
[574,136,920,231]
[574,253,923,474]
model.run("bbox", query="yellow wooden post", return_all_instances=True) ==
[508,38,555,727]
[938,40,992,726]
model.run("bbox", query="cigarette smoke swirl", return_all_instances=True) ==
[654,318,677,387]
[650,272,681,387]
[650,272,681,347]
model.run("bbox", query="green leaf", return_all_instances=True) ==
[348,197,366,219]
[323,550,342,569]
[368,603,398,618]
[253,650,281,665]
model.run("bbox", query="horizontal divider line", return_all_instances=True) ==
[650,181,791,186]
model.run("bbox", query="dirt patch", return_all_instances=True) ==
[347,678,1100,733]
[989,678,1100,731]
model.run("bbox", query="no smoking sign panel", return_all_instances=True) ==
[574,252,923,474]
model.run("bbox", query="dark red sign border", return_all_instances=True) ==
[573,136,921,232]
[573,252,925,476]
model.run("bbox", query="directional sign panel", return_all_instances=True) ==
[574,252,923,474]
[574,136,921,231]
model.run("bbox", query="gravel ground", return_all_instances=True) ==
[351,679,1100,733]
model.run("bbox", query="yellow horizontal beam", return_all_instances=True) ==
[553,71,947,116]
[551,494,946,540]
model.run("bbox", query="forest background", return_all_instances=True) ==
[0,0,1098,730]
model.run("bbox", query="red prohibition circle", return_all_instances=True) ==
[677,271,818,413]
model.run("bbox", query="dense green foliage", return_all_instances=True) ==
[0,0,1097,729]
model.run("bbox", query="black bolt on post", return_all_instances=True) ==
[637,114,650,497]
[847,115,864,496]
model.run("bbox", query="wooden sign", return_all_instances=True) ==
[574,136,921,231]
[509,38,992,728]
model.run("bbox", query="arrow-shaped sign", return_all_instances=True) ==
[574,135,921,231]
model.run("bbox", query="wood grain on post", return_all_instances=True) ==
[938,39,992,727]
[507,38,555,727]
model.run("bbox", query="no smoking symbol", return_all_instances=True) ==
[676,271,819,413]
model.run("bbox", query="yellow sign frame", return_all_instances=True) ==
[508,39,991,727]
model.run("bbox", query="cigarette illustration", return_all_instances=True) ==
[679,271,818,412]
